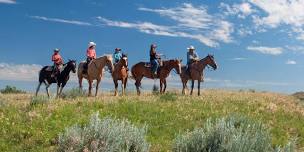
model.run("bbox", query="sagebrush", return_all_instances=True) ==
[58,113,150,152]
[172,116,296,152]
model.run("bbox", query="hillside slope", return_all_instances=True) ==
[0,90,304,151]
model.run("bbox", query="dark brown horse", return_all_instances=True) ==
[35,60,77,98]
[180,54,217,96]
[131,59,182,95]
[112,54,128,96]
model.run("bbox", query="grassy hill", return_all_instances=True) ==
[0,90,304,151]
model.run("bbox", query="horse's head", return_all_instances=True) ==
[170,59,182,74]
[121,54,128,67]
[67,59,77,73]
[205,54,217,70]
[105,55,114,73]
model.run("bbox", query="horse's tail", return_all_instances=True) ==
[38,67,45,83]
[130,65,142,88]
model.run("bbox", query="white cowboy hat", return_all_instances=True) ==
[88,42,96,47]
[54,48,60,52]
[187,45,195,50]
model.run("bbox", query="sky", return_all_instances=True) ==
[1,0,304,93]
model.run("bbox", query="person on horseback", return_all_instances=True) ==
[150,44,160,78]
[51,48,63,77]
[113,48,122,64]
[186,45,199,74]
[83,41,96,74]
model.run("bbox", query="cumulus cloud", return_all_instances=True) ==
[286,59,297,65]
[250,0,304,28]
[0,63,42,81]
[30,16,92,26]
[98,3,234,47]
[247,46,283,55]
[0,0,16,4]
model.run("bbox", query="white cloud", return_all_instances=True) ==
[220,2,255,19]
[230,57,247,61]
[285,45,304,53]
[98,3,234,47]
[247,46,283,55]
[0,0,16,4]
[0,63,42,81]
[286,59,297,65]
[30,16,92,26]
[250,0,304,28]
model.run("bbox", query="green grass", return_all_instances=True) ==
[0,90,304,151]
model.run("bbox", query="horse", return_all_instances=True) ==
[35,60,77,98]
[78,55,114,96]
[131,59,182,95]
[180,54,217,96]
[112,54,128,96]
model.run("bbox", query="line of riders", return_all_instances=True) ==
[38,41,217,97]
[51,42,200,79]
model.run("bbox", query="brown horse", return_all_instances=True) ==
[112,54,128,96]
[78,55,114,96]
[131,59,182,95]
[180,54,217,96]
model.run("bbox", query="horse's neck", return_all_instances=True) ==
[94,57,106,69]
[61,64,71,75]
[162,61,174,72]
[198,58,208,71]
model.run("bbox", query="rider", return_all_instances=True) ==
[83,41,97,74]
[150,44,160,78]
[51,48,63,77]
[113,48,122,64]
[186,45,199,74]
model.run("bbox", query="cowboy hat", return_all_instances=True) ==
[88,41,96,47]
[54,48,60,52]
[187,45,195,50]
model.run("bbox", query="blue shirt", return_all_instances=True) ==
[187,51,199,64]
[113,51,122,63]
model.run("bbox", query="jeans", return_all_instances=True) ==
[150,59,159,74]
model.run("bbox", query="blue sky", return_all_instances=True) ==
[1,0,304,93]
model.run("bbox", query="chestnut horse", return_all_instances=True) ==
[112,54,128,96]
[131,59,182,95]
[78,55,114,96]
[180,54,217,96]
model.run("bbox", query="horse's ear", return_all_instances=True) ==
[180,59,183,62]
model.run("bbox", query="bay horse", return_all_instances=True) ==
[180,54,217,96]
[112,54,128,96]
[35,60,77,98]
[78,55,114,96]
[131,59,182,95]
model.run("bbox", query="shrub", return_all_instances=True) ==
[62,88,86,99]
[58,113,150,152]
[172,116,296,152]
[30,96,50,106]
[0,85,26,94]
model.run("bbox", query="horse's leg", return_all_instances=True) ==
[159,79,163,94]
[198,80,201,96]
[56,84,60,98]
[35,82,42,96]
[123,78,127,96]
[78,76,83,90]
[46,84,51,98]
[114,79,118,96]
[190,80,194,95]
[59,83,66,97]
[135,77,142,96]
[163,79,167,93]
[182,79,186,95]
[95,79,101,97]
[88,80,92,96]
